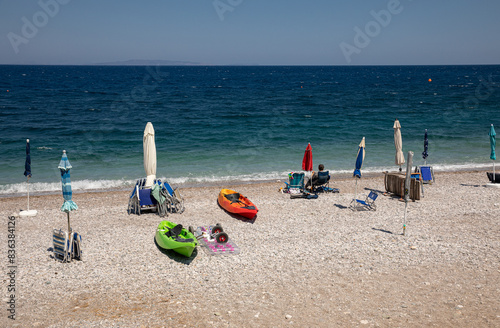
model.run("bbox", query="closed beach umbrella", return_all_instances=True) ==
[24,139,32,178]
[490,124,496,181]
[422,129,429,165]
[353,137,365,178]
[353,137,365,204]
[403,151,413,236]
[143,122,157,187]
[59,150,78,233]
[394,119,405,171]
[302,143,313,190]
[20,139,37,217]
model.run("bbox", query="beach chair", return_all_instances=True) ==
[418,166,434,184]
[53,228,72,262]
[350,191,378,211]
[71,232,82,261]
[52,229,82,262]
[283,172,305,194]
[312,171,340,193]
[127,178,158,215]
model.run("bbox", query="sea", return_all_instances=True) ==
[1,65,499,196]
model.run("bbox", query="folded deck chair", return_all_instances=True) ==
[53,229,82,262]
[350,191,378,211]
[71,232,82,261]
[162,181,185,214]
[418,166,434,184]
[284,172,305,194]
[53,228,72,262]
[127,179,158,215]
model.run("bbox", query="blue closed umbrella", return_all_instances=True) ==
[353,137,365,206]
[490,124,496,183]
[20,139,37,216]
[422,129,429,165]
[489,124,496,161]
[24,139,31,178]
[353,137,365,178]
[59,150,77,232]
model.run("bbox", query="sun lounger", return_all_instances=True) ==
[128,179,158,215]
[418,166,434,184]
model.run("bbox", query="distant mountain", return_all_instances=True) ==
[94,59,203,66]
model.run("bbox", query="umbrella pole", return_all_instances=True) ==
[67,212,71,234]
[494,162,496,183]
[354,178,358,209]
[403,201,408,236]
[310,171,313,191]
[27,176,30,211]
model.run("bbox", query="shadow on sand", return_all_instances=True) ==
[460,183,482,188]
[216,201,256,223]
[154,237,197,265]
[372,227,395,235]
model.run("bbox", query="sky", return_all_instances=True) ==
[0,0,499,66]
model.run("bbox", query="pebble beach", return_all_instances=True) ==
[1,170,499,327]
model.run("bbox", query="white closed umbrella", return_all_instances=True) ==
[143,122,157,188]
[394,119,405,171]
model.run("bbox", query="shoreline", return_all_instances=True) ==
[1,167,495,199]
[0,169,498,327]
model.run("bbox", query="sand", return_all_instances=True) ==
[0,170,499,327]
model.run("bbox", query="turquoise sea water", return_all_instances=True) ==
[0,65,499,195]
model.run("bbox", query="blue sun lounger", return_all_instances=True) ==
[418,166,435,184]
[128,178,158,215]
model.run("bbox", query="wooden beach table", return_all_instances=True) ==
[384,172,422,201]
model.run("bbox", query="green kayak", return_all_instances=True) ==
[155,221,198,257]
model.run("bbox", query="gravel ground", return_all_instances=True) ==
[1,170,499,327]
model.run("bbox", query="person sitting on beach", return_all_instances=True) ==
[306,164,330,189]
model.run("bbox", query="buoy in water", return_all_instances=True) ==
[428,78,432,82]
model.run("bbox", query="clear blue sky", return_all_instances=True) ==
[1,0,499,65]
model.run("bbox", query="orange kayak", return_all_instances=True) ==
[218,189,258,219]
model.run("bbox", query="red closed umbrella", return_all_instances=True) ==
[302,143,313,171]
[302,143,313,190]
